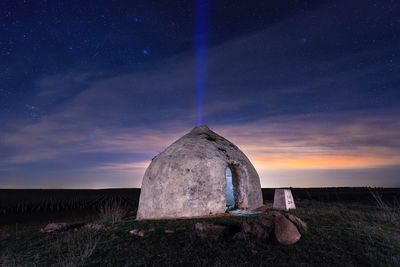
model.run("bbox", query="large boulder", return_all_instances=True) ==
[274,214,301,245]
[286,213,308,232]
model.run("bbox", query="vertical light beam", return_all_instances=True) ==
[195,0,208,126]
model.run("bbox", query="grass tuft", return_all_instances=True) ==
[98,200,129,224]
[54,230,99,267]
[370,189,400,223]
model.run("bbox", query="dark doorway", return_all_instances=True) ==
[225,167,235,210]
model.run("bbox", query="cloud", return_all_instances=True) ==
[2,109,400,188]
[213,112,400,171]
[1,1,400,188]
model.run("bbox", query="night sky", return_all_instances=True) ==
[1,0,400,188]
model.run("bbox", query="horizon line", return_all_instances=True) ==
[0,186,399,190]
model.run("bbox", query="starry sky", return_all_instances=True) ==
[1,0,400,188]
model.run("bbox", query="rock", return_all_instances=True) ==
[85,223,104,231]
[41,223,69,233]
[241,218,273,240]
[286,214,308,232]
[274,214,301,245]
[233,231,247,240]
[164,229,175,234]
[129,229,145,237]
[195,222,226,240]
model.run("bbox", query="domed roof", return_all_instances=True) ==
[137,125,263,219]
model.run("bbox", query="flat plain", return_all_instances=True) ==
[1,188,399,266]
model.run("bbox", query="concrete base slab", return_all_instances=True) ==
[229,209,263,217]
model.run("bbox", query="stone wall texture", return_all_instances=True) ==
[137,125,263,219]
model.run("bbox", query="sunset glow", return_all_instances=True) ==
[1,1,399,189]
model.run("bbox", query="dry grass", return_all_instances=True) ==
[54,230,99,267]
[0,230,99,267]
[2,198,400,266]
[98,200,129,224]
[370,189,400,223]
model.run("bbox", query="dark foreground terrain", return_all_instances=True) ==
[1,188,399,266]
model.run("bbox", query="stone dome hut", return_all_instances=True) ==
[137,125,263,220]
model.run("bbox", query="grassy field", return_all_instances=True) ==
[1,188,400,266]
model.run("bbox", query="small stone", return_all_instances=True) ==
[129,229,145,237]
[195,222,226,240]
[85,223,104,231]
[41,223,69,233]
[233,231,247,240]
[274,214,301,245]
[286,214,308,232]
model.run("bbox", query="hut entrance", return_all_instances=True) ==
[225,167,237,211]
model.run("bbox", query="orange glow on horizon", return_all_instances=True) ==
[250,154,400,170]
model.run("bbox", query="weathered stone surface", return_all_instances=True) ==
[129,229,145,237]
[137,125,263,219]
[41,223,69,233]
[274,214,301,245]
[195,222,226,240]
[273,189,296,211]
[286,214,308,232]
